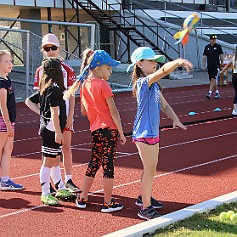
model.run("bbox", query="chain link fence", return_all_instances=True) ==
[0,21,95,101]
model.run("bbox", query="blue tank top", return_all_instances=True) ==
[132,77,161,138]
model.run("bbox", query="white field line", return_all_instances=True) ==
[1,153,236,219]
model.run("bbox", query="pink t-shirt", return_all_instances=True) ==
[80,78,116,132]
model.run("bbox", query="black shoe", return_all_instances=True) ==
[65,179,81,193]
[50,183,56,196]
[138,206,161,220]
[135,195,163,209]
[205,92,211,99]
[76,197,87,208]
[101,198,123,213]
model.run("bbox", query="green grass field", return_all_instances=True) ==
[149,202,237,237]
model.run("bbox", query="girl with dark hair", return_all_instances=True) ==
[25,58,76,205]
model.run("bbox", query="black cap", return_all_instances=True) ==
[210,35,217,39]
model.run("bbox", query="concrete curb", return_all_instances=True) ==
[103,191,237,237]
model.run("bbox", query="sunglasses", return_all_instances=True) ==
[43,45,58,52]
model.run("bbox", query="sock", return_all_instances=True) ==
[40,166,51,196]
[215,90,219,93]
[1,176,10,182]
[234,104,237,111]
[209,91,212,94]
[65,175,72,183]
[50,166,66,190]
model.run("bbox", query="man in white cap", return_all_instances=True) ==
[34,33,80,194]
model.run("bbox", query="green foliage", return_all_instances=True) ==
[149,202,237,237]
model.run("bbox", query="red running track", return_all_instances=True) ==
[1,84,237,237]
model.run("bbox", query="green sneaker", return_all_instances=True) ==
[41,194,59,206]
[55,189,77,202]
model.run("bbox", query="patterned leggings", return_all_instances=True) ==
[85,128,118,179]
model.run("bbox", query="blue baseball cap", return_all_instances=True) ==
[127,47,166,73]
[76,50,120,83]
[89,50,120,70]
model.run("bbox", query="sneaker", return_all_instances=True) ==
[65,179,81,193]
[0,179,24,191]
[214,92,221,99]
[101,198,123,213]
[55,189,77,202]
[232,110,237,116]
[138,206,161,220]
[76,197,87,208]
[135,195,163,209]
[205,92,211,99]
[41,194,59,206]
[50,183,57,196]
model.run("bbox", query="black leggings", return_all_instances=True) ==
[85,128,118,179]
[232,73,237,104]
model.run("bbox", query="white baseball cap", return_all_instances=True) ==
[42,33,60,47]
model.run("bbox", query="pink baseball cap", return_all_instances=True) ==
[42,33,60,47]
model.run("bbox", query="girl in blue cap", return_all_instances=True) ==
[66,49,127,212]
[128,47,193,220]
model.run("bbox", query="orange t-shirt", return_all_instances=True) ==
[80,78,116,132]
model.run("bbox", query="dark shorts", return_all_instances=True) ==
[0,117,15,132]
[41,128,62,158]
[208,67,219,81]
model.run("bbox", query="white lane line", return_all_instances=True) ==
[1,153,236,219]
[94,154,237,193]
[13,130,237,158]
[161,131,237,150]
[0,206,45,219]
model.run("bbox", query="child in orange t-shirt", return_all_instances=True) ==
[65,49,126,212]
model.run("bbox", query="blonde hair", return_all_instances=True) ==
[63,48,94,100]
[0,49,11,62]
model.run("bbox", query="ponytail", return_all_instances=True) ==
[63,48,94,100]
[80,48,94,72]
[132,64,143,98]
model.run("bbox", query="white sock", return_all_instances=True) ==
[209,91,212,94]
[65,175,72,183]
[215,90,219,93]
[234,104,237,111]
[50,166,66,190]
[1,176,9,182]
[40,166,51,196]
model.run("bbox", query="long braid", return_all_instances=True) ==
[63,48,94,100]
[80,48,94,73]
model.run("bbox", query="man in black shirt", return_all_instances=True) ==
[203,35,224,99]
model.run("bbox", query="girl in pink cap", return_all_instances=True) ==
[33,33,80,194]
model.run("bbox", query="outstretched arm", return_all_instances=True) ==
[148,58,193,87]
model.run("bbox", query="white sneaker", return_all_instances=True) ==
[214,92,221,99]
[232,110,237,116]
